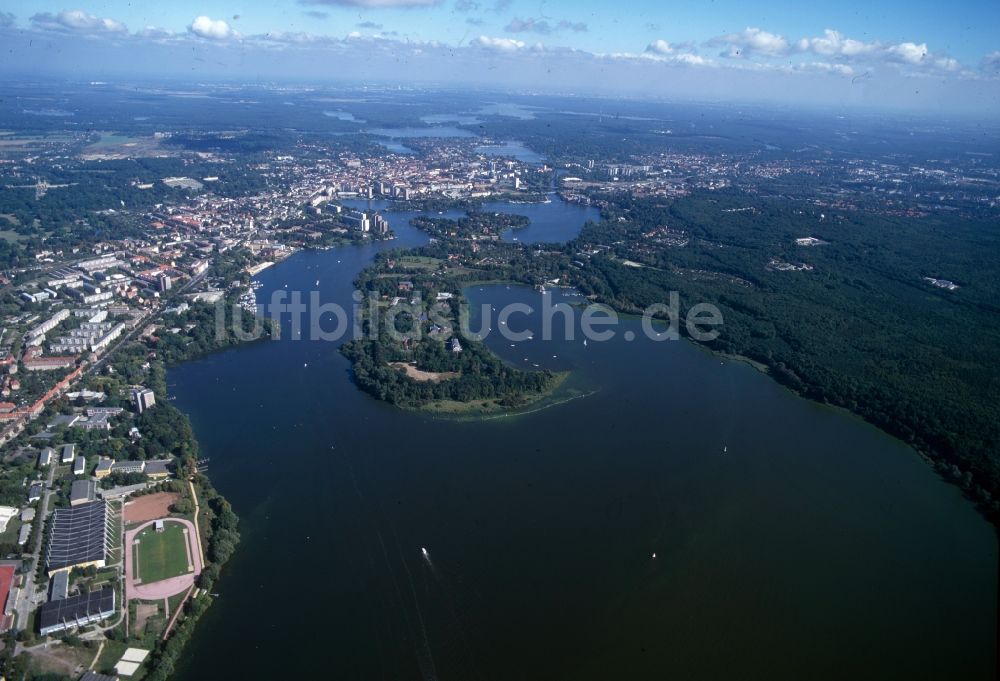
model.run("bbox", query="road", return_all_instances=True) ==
[13,460,56,636]
[5,273,214,629]
[83,268,208,378]
[7,266,213,634]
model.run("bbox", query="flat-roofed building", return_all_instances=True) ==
[144,460,172,480]
[111,460,144,475]
[49,570,69,601]
[73,456,86,476]
[132,388,156,414]
[80,672,118,681]
[70,480,97,506]
[38,448,54,468]
[60,444,76,464]
[45,500,110,575]
[38,586,115,636]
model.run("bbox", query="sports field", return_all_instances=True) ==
[132,523,192,584]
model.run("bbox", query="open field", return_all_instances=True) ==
[396,255,442,269]
[125,492,179,524]
[133,523,192,585]
[25,643,93,678]
[389,362,458,383]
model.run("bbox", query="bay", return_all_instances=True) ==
[169,202,997,681]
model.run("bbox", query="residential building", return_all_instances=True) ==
[94,458,114,479]
[132,388,155,414]
[111,460,145,475]
[144,460,172,480]
[38,447,54,468]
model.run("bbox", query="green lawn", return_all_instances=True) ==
[133,523,192,584]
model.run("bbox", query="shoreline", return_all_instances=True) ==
[412,371,573,419]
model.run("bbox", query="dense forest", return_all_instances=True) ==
[568,190,1000,520]
[342,336,554,408]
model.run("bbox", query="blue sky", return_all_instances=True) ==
[2,1,998,113]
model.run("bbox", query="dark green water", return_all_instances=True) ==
[169,206,996,681]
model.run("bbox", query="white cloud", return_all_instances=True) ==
[705,27,959,76]
[796,29,876,58]
[505,17,587,34]
[260,31,327,45]
[471,35,526,51]
[30,9,127,35]
[885,41,927,65]
[672,53,709,66]
[189,16,235,41]
[645,40,674,56]
[708,27,790,58]
[612,46,710,68]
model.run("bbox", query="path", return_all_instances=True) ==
[188,480,206,568]
[89,640,105,670]
[162,585,194,640]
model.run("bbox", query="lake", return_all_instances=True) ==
[340,194,600,246]
[474,141,545,164]
[484,197,600,244]
[366,126,476,138]
[169,200,997,681]
[375,141,416,155]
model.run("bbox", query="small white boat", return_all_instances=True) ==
[421,547,429,557]
[583,339,588,346]
[315,279,320,286]
[723,446,728,453]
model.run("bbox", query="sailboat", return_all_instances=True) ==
[583,339,588,346]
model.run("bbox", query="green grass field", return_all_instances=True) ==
[133,523,192,584]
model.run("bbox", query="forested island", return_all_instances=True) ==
[343,211,562,415]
